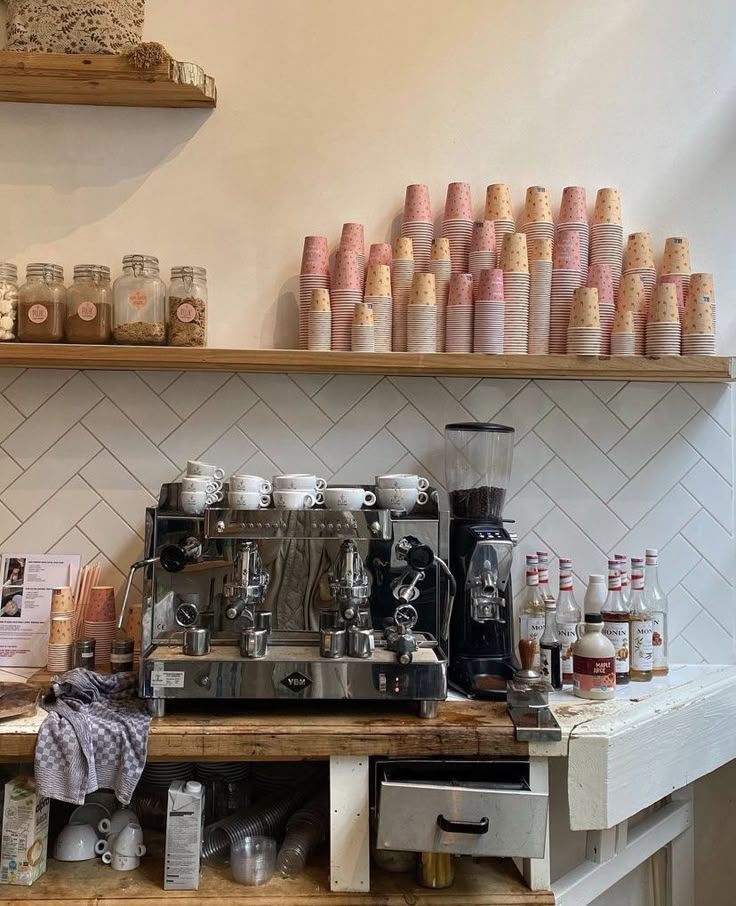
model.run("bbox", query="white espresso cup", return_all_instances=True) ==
[273,490,316,509]
[180,490,211,514]
[229,474,272,494]
[102,849,144,870]
[323,487,377,509]
[376,487,428,511]
[228,491,271,508]
[187,460,225,480]
[376,473,429,491]
[273,474,327,491]
[181,476,218,494]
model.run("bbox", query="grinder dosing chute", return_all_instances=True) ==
[445,423,514,521]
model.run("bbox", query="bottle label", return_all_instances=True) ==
[78,301,97,321]
[520,615,546,666]
[176,302,197,323]
[631,620,653,671]
[603,621,630,674]
[573,655,616,693]
[28,304,48,324]
[652,614,667,668]
[128,290,149,310]
[540,644,561,688]
[559,624,577,675]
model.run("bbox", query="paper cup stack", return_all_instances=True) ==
[611,308,636,355]
[623,232,656,308]
[340,223,366,288]
[442,182,474,275]
[364,262,392,352]
[660,237,691,307]
[308,288,331,351]
[407,273,437,353]
[352,302,375,352]
[690,273,716,330]
[299,236,329,349]
[445,273,474,352]
[646,283,681,355]
[549,231,583,353]
[529,239,553,354]
[587,264,615,354]
[590,189,623,301]
[567,287,601,355]
[501,233,530,354]
[659,274,686,320]
[368,243,392,268]
[391,237,415,351]
[331,250,363,350]
[401,184,433,274]
[521,186,555,251]
[85,586,117,672]
[469,221,496,297]
[485,183,516,268]
[474,268,504,353]
[47,586,74,673]
[618,272,648,354]
[557,187,590,283]
[430,238,451,352]
[682,290,716,355]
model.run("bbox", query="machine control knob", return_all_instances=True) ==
[198,674,211,688]
[216,520,225,534]
[397,637,414,665]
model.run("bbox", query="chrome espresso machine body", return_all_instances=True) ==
[126,484,451,717]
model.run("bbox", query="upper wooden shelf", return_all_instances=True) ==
[0,51,216,107]
[0,344,732,381]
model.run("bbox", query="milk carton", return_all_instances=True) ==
[164,779,204,890]
[0,776,50,886]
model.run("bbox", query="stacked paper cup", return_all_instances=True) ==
[682,291,716,355]
[445,273,474,353]
[442,182,474,275]
[529,239,553,353]
[658,274,686,320]
[618,272,648,354]
[368,243,392,267]
[47,586,74,673]
[299,236,329,349]
[308,288,331,351]
[340,223,366,288]
[85,586,117,672]
[485,183,516,268]
[469,221,496,296]
[364,262,392,352]
[690,273,716,329]
[407,273,437,353]
[521,186,555,252]
[401,184,433,274]
[549,231,582,353]
[474,268,504,353]
[352,303,375,352]
[623,232,656,308]
[611,308,636,355]
[430,238,451,352]
[391,237,415,351]
[660,237,691,306]
[587,264,615,354]
[557,187,589,283]
[590,188,623,301]
[568,287,601,355]
[646,284,681,355]
[501,233,530,354]
[331,250,363,350]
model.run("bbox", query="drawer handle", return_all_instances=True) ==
[437,814,489,836]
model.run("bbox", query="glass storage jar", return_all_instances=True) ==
[113,254,167,345]
[168,266,207,347]
[0,263,19,342]
[66,265,113,344]
[18,263,66,343]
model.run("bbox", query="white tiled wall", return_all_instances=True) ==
[0,369,733,663]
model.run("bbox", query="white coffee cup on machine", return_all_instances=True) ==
[228,491,271,508]
[273,490,317,509]
[375,473,429,491]
[229,474,272,494]
[323,487,377,509]
[376,487,428,511]
[273,474,327,491]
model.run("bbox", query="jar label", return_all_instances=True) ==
[603,621,630,674]
[78,301,97,321]
[128,290,148,310]
[559,624,577,675]
[651,613,666,668]
[176,302,197,323]
[573,655,616,693]
[631,620,653,670]
[28,304,48,324]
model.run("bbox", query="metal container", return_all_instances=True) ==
[110,639,135,673]
[320,628,347,659]
[241,628,268,659]
[183,628,210,656]
[72,639,95,670]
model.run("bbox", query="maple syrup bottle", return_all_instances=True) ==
[628,557,653,682]
[519,555,545,669]
[601,559,630,685]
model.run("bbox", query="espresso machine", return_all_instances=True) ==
[445,423,518,699]
[120,484,453,717]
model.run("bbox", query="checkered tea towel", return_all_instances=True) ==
[34,669,150,806]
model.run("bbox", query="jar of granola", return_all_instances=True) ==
[0,263,19,342]
[168,266,207,347]
[18,263,66,343]
[112,254,167,345]
[66,265,113,343]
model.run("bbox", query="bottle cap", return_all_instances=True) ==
[645,548,658,557]
[185,780,202,794]
[585,613,603,623]
[588,574,605,584]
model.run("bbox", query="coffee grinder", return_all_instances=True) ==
[445,422,517,699]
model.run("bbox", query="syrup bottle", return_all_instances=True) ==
[628,556,653,682]
[601,559,630,685]
[519,555,545,669]
[615,553,630,605]
[556,558,581,685]
[540,600,563,691]
[644,548,669,675]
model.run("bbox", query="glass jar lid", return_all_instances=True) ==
[0,263,18,282]
[111,638,134,654]
[171,266,207,282]
[73,265,111,281]
[26,263,64,281]
[122,254,159,271]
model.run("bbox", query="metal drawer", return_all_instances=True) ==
[375,759,547,858]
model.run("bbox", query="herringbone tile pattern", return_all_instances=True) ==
[0,370,732,663]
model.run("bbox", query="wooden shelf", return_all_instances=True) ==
[0,52,216,108]
[0,344,732,380]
